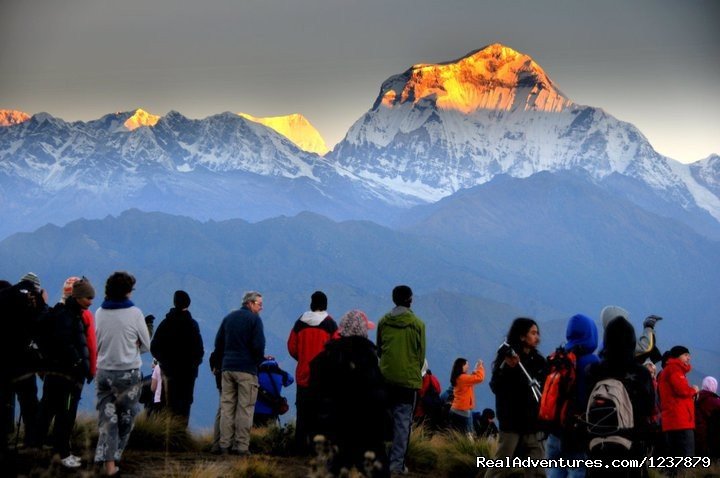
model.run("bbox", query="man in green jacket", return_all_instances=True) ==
[377,285,426,475]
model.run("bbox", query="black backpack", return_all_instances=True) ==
[27,303,64,372]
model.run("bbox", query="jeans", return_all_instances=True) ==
[387,386,416,473]
[449,410,473,434]
[546,433,586,478]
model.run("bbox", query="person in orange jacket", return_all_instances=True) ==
[448,357,484,434]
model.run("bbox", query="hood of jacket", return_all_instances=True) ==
[165,307,192,321]
[565,313,598,356]
[300,310,329,326]
[384,306,417,327]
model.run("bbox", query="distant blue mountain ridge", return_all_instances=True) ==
[1,171,717,429]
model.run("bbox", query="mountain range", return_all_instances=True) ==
[1,42,719,427]
[1,43,719,239]
[1,186,717,427]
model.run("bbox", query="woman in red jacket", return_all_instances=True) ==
[448,357,484,435]
[658,345,699,457]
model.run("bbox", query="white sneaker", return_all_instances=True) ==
[60,455,82,468]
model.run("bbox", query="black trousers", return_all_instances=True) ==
[36,374,82,457]
[163,373,197,426]
[294,386,315,454]
[1,373,40,449]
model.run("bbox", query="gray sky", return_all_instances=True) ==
[1,0,718,163]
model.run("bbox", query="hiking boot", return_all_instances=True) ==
[60,455,82,468]
[390,465,409,476]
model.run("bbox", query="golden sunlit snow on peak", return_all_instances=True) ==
[123,108,160,130]
[0,109,31,127]
[380,43,572,114]
[238,112,329,156]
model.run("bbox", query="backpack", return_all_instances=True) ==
[585,378,634,452]
[422,384,443,410]
[27,304,63,372]
[538,347,577,434]
[257,361,290,416]
[438,387,454,428]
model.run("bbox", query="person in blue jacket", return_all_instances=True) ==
[253,359,294,427]
[545,313,600,478]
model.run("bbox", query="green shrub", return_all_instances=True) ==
[250,423,295,456]
[127,411,198,452]
[405,424,439,472]
[437,430,496,478]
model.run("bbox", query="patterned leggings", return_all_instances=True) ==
[94,369,142,463]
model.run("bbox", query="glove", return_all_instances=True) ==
[643,315,662,329]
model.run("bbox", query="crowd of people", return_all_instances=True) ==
[1,273,719,477]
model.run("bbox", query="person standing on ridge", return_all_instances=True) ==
[545,313,600,478]
[36,278,95,469]
[376,285,425,475]
[214,291,266,456]
[448,357,485,436]
[658,346,698,460]
[287,290,338,454]
[694,376,720,460]
[94,271,151,477]
[585,316,655,478]
[485,317,546,478]
[310,309,389,476]
[0,273,48,451]
[151,290,204,427]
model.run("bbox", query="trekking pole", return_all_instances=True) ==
[499,341,542,403]
[516,360,542,403]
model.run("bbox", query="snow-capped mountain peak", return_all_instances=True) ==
[0,109,31,127]
[238,112,329,156]
[123,108,160,130]
[329,43,720,225]
[376,43,572,115]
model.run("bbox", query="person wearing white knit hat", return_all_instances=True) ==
[695,376,720,458]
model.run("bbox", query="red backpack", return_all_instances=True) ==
[538,347,577,434]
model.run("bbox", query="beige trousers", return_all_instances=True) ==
[219,371,258,451]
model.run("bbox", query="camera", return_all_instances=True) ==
[498,341,517,358]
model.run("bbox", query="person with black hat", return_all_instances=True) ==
[150,290,204,427]
[377,285,426,475]
[585,316,656,477]
[658,345,698,460]
[287,290,338,454]
[0,274,48,452]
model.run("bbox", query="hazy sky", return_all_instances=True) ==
[1,0,718,163]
